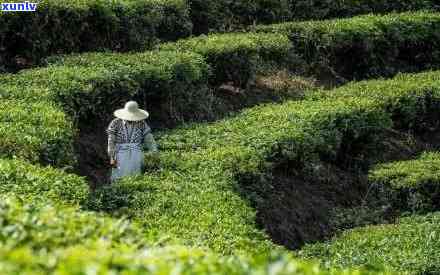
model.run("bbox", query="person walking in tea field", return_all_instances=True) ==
[107,101,158,182]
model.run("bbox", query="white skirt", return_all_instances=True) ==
[111,143,144,182]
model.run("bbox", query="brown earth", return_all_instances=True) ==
[238,128,440,250]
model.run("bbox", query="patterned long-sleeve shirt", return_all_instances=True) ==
[106,118,158,159]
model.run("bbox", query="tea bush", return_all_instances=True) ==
[92,70,440,253]
[3,69,435,272]
[319,70,440,130]
[0,3,439,274]
[0,195,394,274]
[0,195,142,250]
[159,32,292,87]
[299,212,440,274]
[0,0,438,72]
[0,100,74,166]
[188,0,293,34]
[36,12,440,118]
[287,0,439,21]
[3,51,210,124]
[189,0,439,34]
[370,152,440,213]
[256,11,440,81]
[0,242,392,275]
[0,0,192,72]
[8,11,436,169]
[0,159,88,205]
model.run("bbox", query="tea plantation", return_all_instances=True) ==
[1,1,440,274]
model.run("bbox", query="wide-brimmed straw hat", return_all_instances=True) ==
[114,101,149,121]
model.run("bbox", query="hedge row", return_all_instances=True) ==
[369,152,440,213]
[3,69,437,271]
[0,244,392,274]
[6,11,437,171]
[0,99,74,167]
[158,32,292,87]
[298,212,440,274]
[1,0,439,72]
[0,31,293,169]
[0,0,192,72]
[46,11,440,95]
[0,195,142,251]
[91,70,440,253]
[3,0,437,73]
[0,50,209,167]
[189,0,439,34]
[0,159,88,205]
[11,51,209,122]
[0,194,391,275]
[256,11,440,81]
[0,194,395,274]
[317,68,440,130]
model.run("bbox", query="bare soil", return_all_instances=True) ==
[239,128,440,250]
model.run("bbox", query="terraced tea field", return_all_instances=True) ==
[1,1,440,274]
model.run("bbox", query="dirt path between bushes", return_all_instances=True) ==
[239,128,440,250]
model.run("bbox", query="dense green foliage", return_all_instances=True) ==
[159,32,292,87]
[370,152,440,189]
[0,100,74,166]
[188,0,292,34]
[318,69,440,130]
[0,32,291,167]
[286,0,439,21]
[256,11,440,81]
[0,0,192,72]
[189,0,439,34]
[3,51,210,125]
[299,213,440,274]
[0,248,392,275]
[0,195,393,274]
[370,152,440,213]
[1,0,437,72]
[90,70,440,255]
[3,68,437,273]
[0,159,88,205]
[0,195,142,250]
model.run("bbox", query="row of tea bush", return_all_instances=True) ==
[1,0,438,72]
[90,70,440,257]
[370,152,440,213]
[0,195,392,274]
[0,160,391,274]
[0,31,291,166]
[1,11,439,177]
[298,150,440,273]
[0,0,192,72]
[2,70,436,273]
[299,212,440,274]
[190,0,440,34]
[256,11,440,81]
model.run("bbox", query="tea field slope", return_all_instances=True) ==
[1,4,440,274]
[90,70,440,258]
